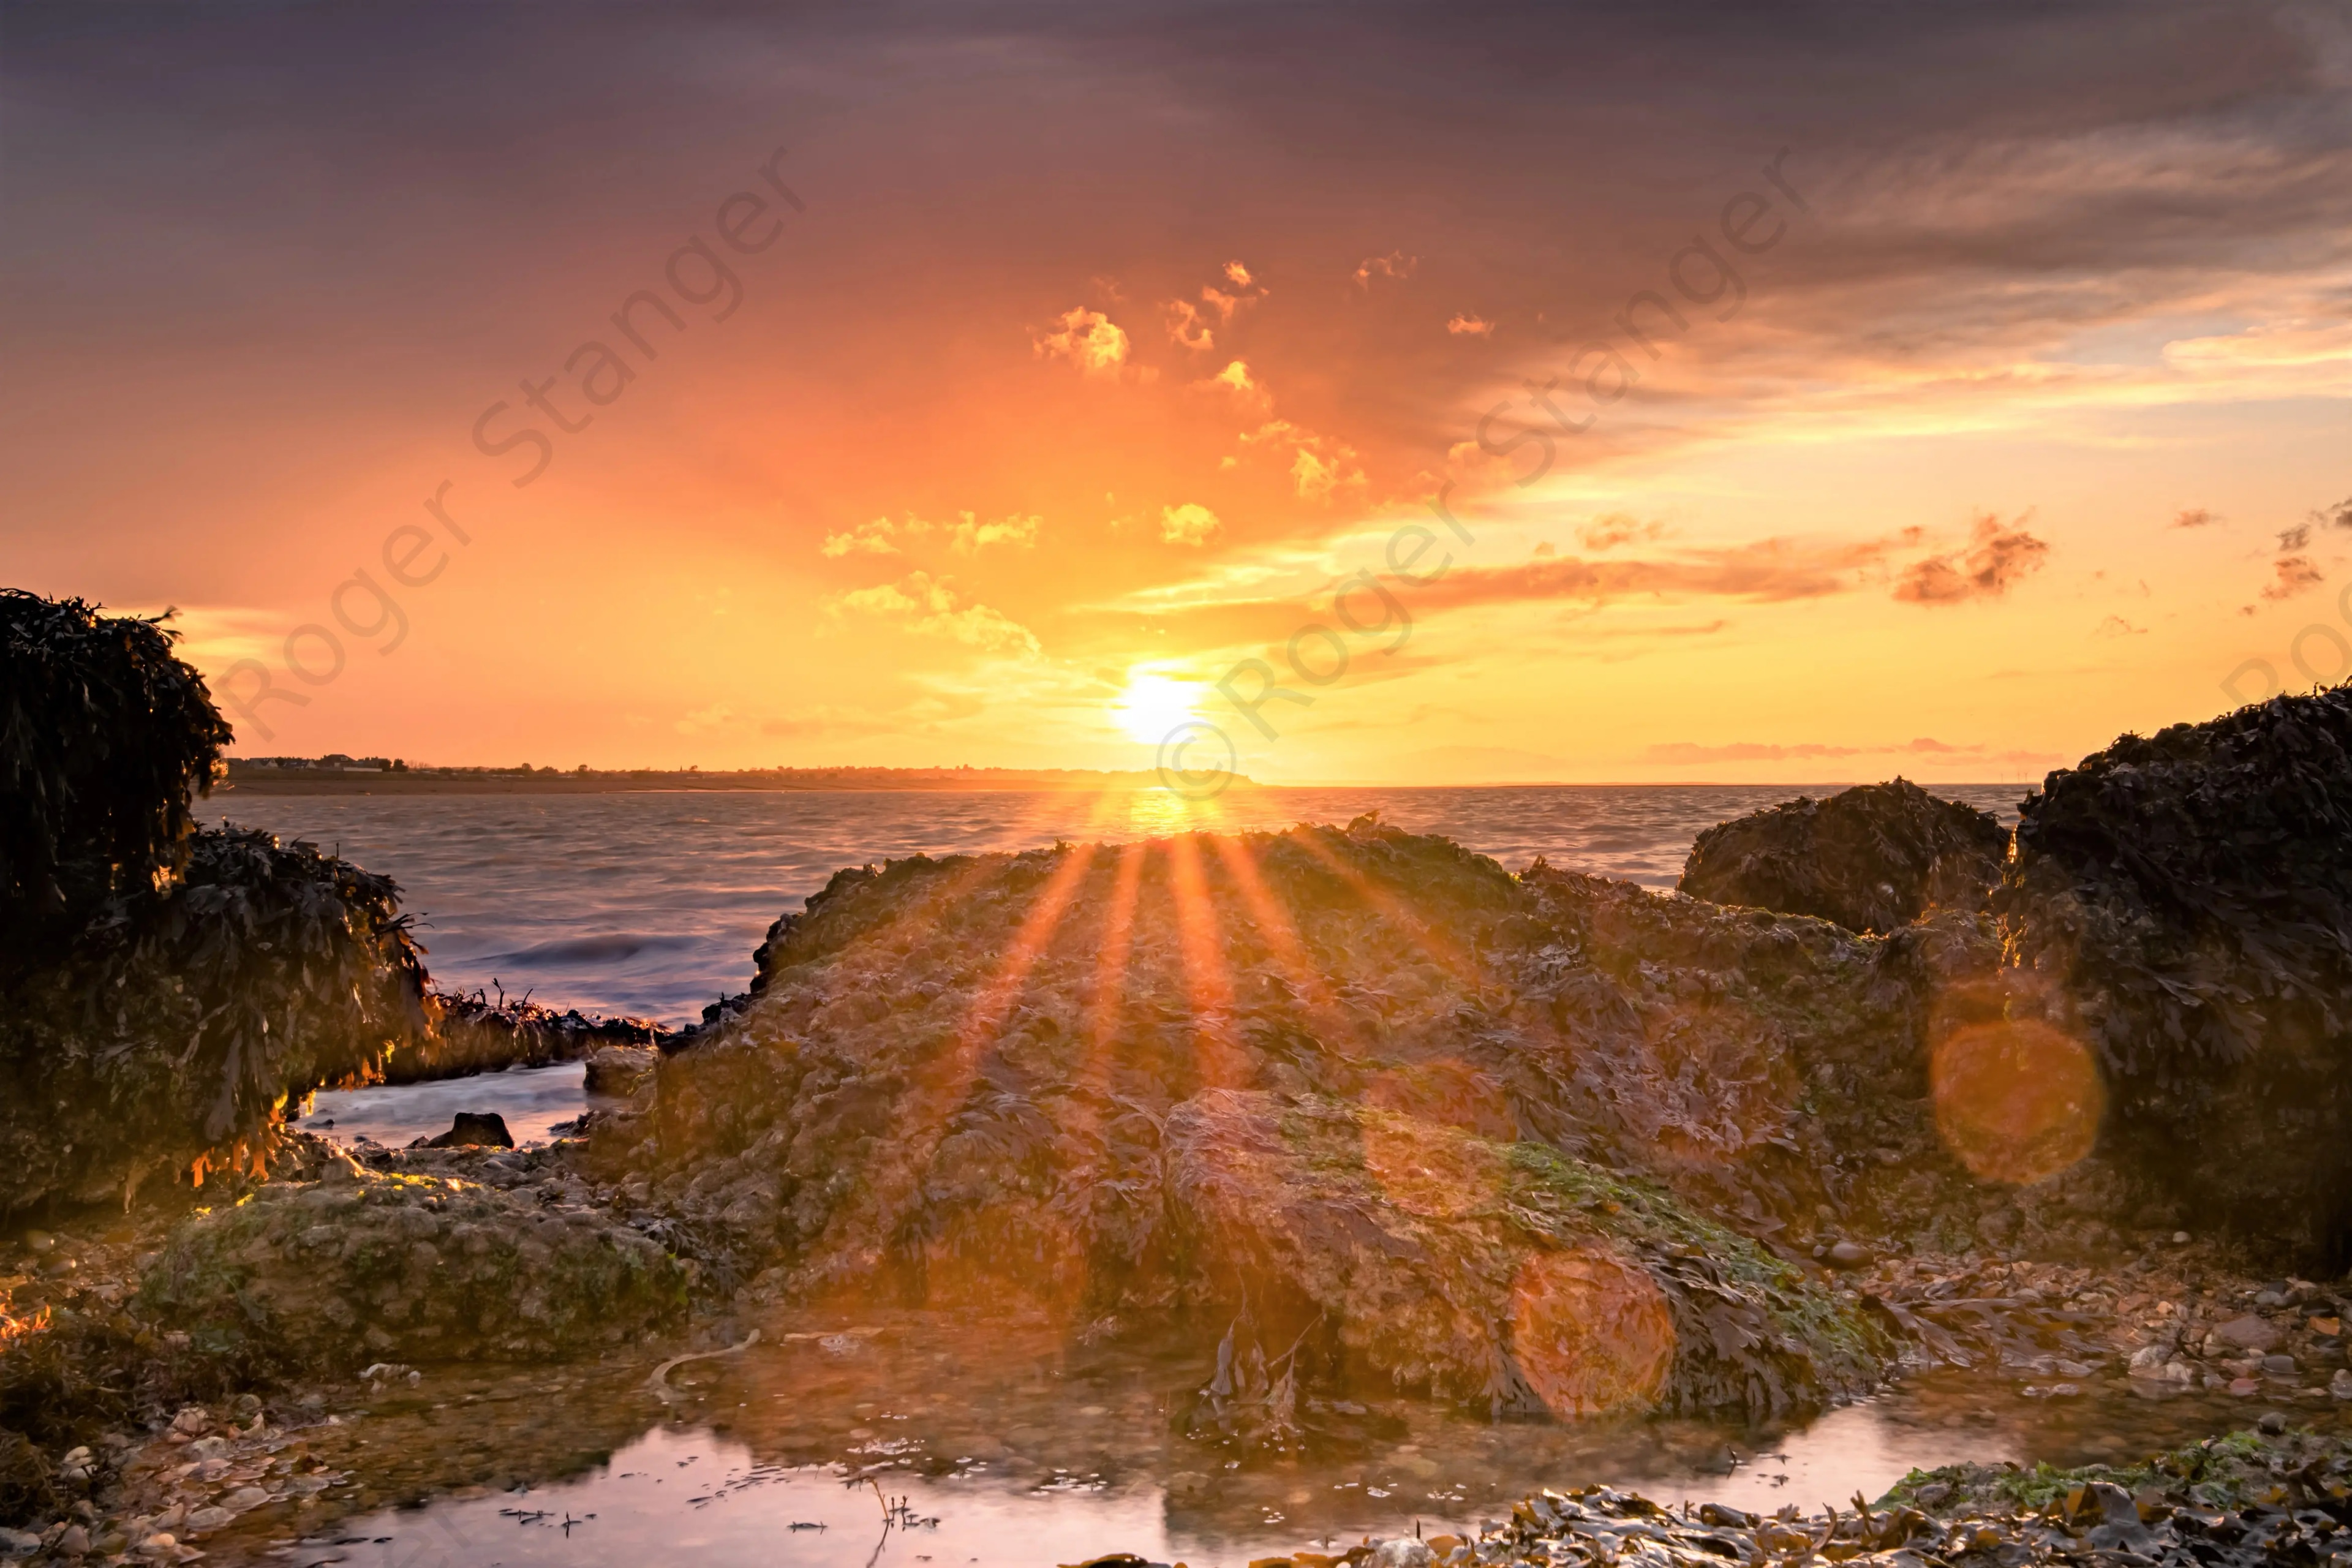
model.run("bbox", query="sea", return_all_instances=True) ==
[209,784,2028,1028]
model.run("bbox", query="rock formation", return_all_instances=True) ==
[1678,778,2010,935]
[1995,686,2352,1265]
[0,591,428,1217]
[587,823,1984,1417]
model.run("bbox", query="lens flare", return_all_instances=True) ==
[1931,1018,2105,1185]
[1508,1246,1676,1417]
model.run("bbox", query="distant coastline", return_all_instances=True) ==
[218,758,1245,794]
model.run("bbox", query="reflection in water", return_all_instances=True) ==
[228,1308,2350,1568]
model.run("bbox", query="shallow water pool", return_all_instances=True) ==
[225,1306,2345,1568]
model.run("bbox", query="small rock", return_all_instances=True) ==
[56,1524,89,1557]
[2331,1368,2352,1400]
[1825,1240,1870,1268]
[2258,1411,2289,1434]
[2229,1377,2261,1397]
[426,1112,514,1149]
[1368,1539,1434,1568]
[2211,1314,2282,1352]
[2261,1353,2297,1377]
[182,1508,232,1536]
[0,1528,40,1558]
[2171,1231,2190,1244]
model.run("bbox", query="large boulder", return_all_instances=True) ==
[0,826,427,1215]
[0,590,429,1216]
[1678,779,2010,935]
[1994,687,2352,1265]
[593,821,1943,1409]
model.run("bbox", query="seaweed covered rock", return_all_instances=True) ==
[384,992,669,1085]
[0,589,429,1216]
[1996,687,2352,1264]
[0,827,427,1215]
[594,820,1948,1412]
[137,1149,685,1366]
[1679,778,2010,935]
[1164,1090,1882,1419]
[0,590,230,924]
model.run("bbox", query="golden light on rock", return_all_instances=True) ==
[1931,1019,2105,1186]
[1507,1246,1676,1417]
[1360,1114,1506,1221]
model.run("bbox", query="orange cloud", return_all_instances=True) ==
[1159,502,1222,546]
[834,571,1041,656]
[1446,312,1494,337]
[1033,306,1130,374]
[1893,514,2049,605]
[1354,251,1415,288]
[1238,418,1363,502]
[1193,358,1270,411]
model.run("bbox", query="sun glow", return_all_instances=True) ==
[1112,671,1200,744]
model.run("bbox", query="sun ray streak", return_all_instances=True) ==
[1206,832,1366,1051]
[805,798,1120,1298]
[1162,831,1250,1089]
[1279,823,1487,987]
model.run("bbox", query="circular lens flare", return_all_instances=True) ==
[1931,1018,2105,1185]
[1508,1246,1676,1417]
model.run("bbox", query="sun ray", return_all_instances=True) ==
[802,796,1121,1300]
[1161,830,1251,1089]
[1278,821,1488,989]
[1205,831,1365,1049]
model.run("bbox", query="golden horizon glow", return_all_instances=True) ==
[10,9,2347,784]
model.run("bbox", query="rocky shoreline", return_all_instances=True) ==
[7,591,2352,1561]
[1177,1428,2352,1568]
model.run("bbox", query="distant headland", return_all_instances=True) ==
[219,755,1245,794]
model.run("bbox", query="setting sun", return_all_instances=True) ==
[1112,671,1200,745]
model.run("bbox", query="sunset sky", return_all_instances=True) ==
[4,3,2348,785]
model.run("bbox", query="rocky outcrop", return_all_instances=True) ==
[0,590,429,1218]
[1995,687,2352,1266]
[1679,778,2010,935]
[137,1144,685,1366]
[589,821,1961,1414]
[0,827,427,1216]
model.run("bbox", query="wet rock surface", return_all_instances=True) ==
[1996,686,2352,1266]
[422,1112,513,1149]
[1678,779,2010,936]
